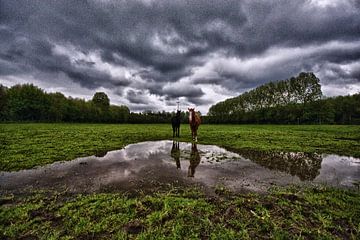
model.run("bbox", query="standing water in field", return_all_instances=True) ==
[1,140,359,194]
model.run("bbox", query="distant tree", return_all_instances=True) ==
[47,92,67,122]
[109,105,130,123]
[0,85,7,120]
[291,72,322,104]
[6,84,49,121]
[208,72,323,123]
[92,92,110,110]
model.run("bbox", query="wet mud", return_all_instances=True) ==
[1,141,359,195]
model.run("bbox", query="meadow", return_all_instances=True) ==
[1,123,360,239]
[1,123,359,171]
[1,187,359,239]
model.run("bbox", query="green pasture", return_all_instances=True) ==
[1,187,359,239]
[1,123,360,239]
[0,123,359,171]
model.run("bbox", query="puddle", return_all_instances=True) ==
[1,140,359,194]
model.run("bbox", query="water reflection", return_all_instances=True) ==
[1,140,359,194]
[232,149,322,181]
[171,141,181,169]
[188,143,201,177]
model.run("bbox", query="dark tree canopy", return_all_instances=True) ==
[0,84,129,123]
[205,72,359,124]
[209,72,322,117]
[0,85,8,120]
[5,84,49,121]
[92,92,110,110]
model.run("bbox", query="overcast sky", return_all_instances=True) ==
[1,0,359,114]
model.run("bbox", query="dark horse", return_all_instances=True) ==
[171,140,181,169]
[171,110,181,137]
[188,108,201,142]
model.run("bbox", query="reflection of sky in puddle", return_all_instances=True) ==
[315,155,360,187]
[1,140,359,194]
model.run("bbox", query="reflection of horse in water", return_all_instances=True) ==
[188,108,201,142]
[171,141,181,169]
[188,143,201,177]
[171,110,181,138]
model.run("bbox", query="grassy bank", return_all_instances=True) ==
[1,123,359,171]
[1,187,359,239]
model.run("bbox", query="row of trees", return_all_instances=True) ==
[1,72,359,124]
[204,94,360,124]
[207,72,360,124]
[0,84,130,123]
[209,72,322,116]
[129,111,191,124]
[0,83,192,124]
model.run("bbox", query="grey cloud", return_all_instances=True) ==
[127,103,159,112]
[317,62,360,85]
[163,85,204,99]
[126,90,150,104]
[0,33,129,89]
[186,96,213,106]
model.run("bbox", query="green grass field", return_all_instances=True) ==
[1,123,360,239]
[0,123,359,171]
[1,187,359,239]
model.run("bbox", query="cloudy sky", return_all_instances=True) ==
[0,0,359,114]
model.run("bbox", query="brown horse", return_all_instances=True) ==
[188,108,201,142]
[188,142,200,177]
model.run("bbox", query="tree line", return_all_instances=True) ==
[0,84,130,123]
[207,72,360,124]
[0,83,190,124]
[1,72,359,125]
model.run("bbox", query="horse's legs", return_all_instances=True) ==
[177,126,180,137]
[194,126,199,142]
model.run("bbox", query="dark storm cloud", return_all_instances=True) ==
[126,90,149,104]
[186,96,213,106]
[163,84,204,99]
[0,26,129,89]
[0,0,243,83]
[240,1,360,51]
[0,0,359,112]
[317,62,360,85]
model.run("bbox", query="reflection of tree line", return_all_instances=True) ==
[171,142,322,181]
[230,148,322,181]
[171,141,200,177]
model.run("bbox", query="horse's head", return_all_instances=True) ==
[188,108,195,113]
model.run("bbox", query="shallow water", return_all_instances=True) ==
[1,140,359,194]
